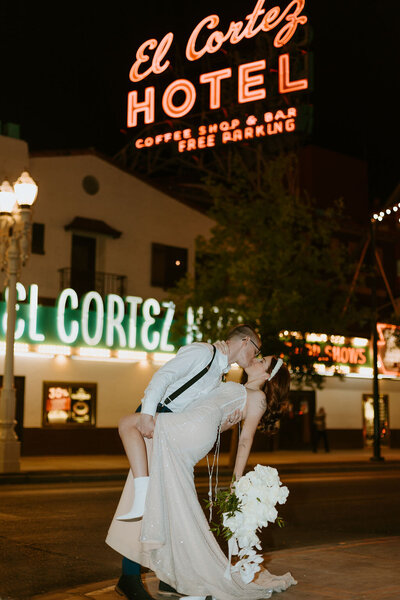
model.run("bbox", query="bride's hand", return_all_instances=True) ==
[214,340,228,354]
[220,408,243,432]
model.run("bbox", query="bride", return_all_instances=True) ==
[107,355,296,600]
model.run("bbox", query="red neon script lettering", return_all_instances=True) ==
[129,32,174,82]
[186,0,307,61]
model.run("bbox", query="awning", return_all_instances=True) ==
[64,216,122,239]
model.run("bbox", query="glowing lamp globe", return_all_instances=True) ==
[0,180,17,214]
[13,171,38,207]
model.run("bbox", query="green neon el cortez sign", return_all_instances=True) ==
[0,284,177,352]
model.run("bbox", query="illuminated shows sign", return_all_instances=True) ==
[284,333,373,375]
[127,0,310,152]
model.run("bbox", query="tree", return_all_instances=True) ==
[171,149,366,387]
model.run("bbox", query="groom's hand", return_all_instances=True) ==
[137,413,156,438]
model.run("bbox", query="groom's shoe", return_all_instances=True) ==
[159,580,179,595]
[115,574,155,600]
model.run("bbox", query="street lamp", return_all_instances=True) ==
[0,171,38,472]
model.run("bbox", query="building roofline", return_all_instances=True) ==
[30,147,212,216]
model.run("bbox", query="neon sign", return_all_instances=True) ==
[2,285,400,379]
[1,284,177,353]
[126,0,309,147]
[134,108,298,153]
[285,335,372,371]
[129,0,307,83]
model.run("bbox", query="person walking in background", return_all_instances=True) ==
[312,407,330,453]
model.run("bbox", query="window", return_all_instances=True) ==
[70,234,96,297]
[42,382,97,427]
[151,243,188,289]
[31,223,45,254]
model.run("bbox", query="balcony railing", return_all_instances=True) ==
[59,268,127,297]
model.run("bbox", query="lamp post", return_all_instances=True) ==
[0,171,38,473]
[370,217,384,462]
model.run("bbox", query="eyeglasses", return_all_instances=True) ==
[242,337,262,357]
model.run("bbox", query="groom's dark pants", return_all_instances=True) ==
[121,402,172,577]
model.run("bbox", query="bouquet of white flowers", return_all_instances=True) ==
[207,464,289,584]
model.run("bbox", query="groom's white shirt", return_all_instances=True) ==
[141,342,230,417]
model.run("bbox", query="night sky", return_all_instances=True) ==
[1,1,398,201]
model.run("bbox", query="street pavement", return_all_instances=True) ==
[1,447,400,484]
[30,536,400,600]
[2,450,399,599]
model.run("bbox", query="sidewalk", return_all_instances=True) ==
[1,448,400,484]
[31,536,400,600]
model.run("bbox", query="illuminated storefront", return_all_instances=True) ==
[2,283,400,454]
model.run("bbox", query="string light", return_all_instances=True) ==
[371,202,400,223]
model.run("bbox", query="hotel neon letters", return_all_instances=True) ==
[199,68,232,109]
[127,58,307,128]
[161,79,197,119]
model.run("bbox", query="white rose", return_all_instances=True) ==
[277,485,289,504]
[232,548,264,584]
[264,503,278,523]
[234,476,252,497]
[247,471,263,487]
[237,530,260,548]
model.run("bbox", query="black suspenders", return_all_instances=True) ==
[160,344,217,409]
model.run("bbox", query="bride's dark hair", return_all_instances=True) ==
[258,357,291,434]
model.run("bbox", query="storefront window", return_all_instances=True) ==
[42,382,96,427]
[362,394,389,446]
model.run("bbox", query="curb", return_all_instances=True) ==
[1,460,399,485]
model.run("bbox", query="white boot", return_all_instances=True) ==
[116,476,149,520]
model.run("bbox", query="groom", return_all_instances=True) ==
[106,324,262,600]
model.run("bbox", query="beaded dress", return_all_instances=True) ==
[137,381,296,600]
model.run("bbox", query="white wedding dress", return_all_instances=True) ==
[138,381,297,600]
